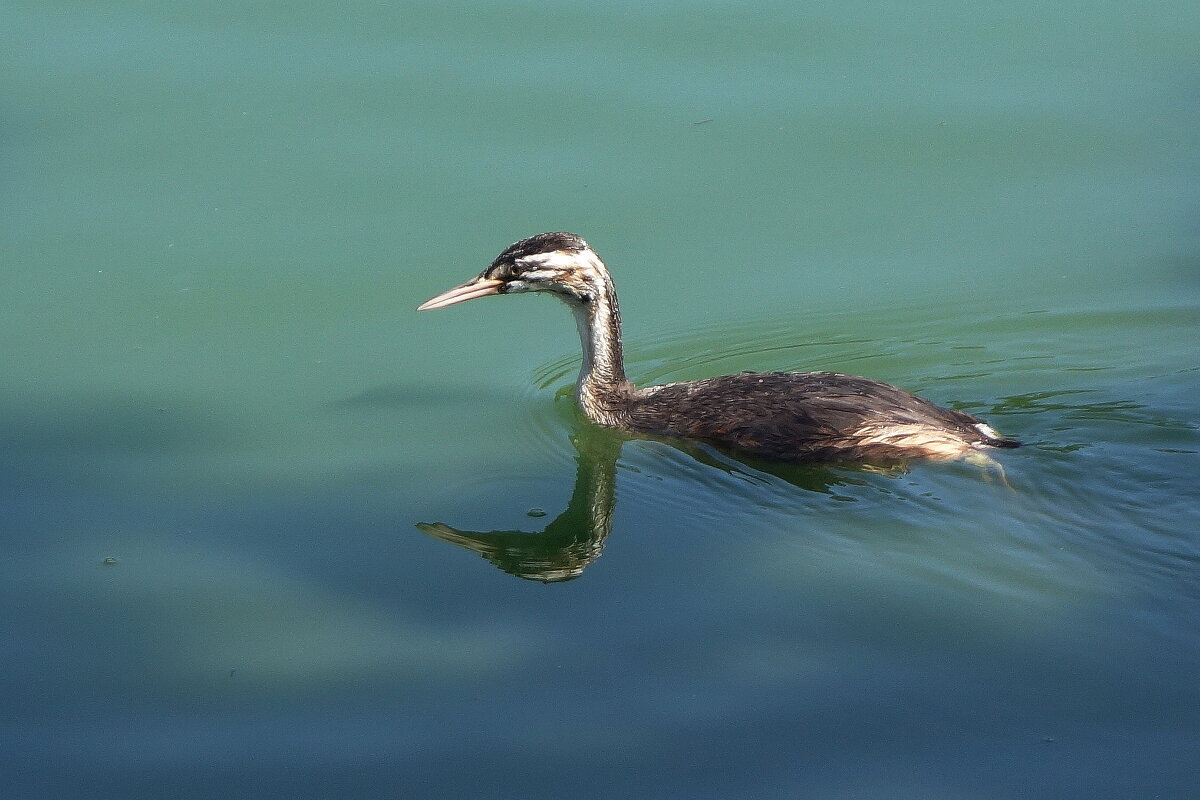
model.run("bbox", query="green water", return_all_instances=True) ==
[3,2,1198,798]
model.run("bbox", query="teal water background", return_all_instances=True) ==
[3,2,1198,798]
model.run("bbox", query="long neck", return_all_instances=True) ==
[568,274,634,427]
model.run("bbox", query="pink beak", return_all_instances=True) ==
[416,277,505,311]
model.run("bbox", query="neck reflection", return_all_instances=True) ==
[416,426,622,583]
[414,424,910,583]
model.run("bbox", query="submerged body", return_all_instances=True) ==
[418,232,1018,462]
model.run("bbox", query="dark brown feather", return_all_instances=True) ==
[625,371,1017,461]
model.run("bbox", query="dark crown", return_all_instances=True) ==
[493,232,589,266]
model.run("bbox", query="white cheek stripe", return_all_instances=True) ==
[520,250,586,271]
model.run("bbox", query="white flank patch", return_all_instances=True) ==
[973,422,1000,439]
[854,424,973,459]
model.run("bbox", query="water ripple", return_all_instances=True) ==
[506,302,1199,601]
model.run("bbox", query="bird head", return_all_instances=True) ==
[417,232,609,311]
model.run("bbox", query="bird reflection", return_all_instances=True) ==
[415,425,910,583]
[416,426,621,583]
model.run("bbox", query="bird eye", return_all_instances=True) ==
[489,264,517,280]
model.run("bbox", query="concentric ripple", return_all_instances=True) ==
[504,300,1198,602]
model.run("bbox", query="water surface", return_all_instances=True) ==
[2,2,1198,798]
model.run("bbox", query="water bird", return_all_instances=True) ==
[417,232,1019,462]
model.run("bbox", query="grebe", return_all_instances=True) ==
[417,232,1019,462]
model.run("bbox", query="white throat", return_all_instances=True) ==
[562,267,629,427]
[572,292,623,380]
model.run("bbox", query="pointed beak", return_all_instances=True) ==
[416,277,504,311]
